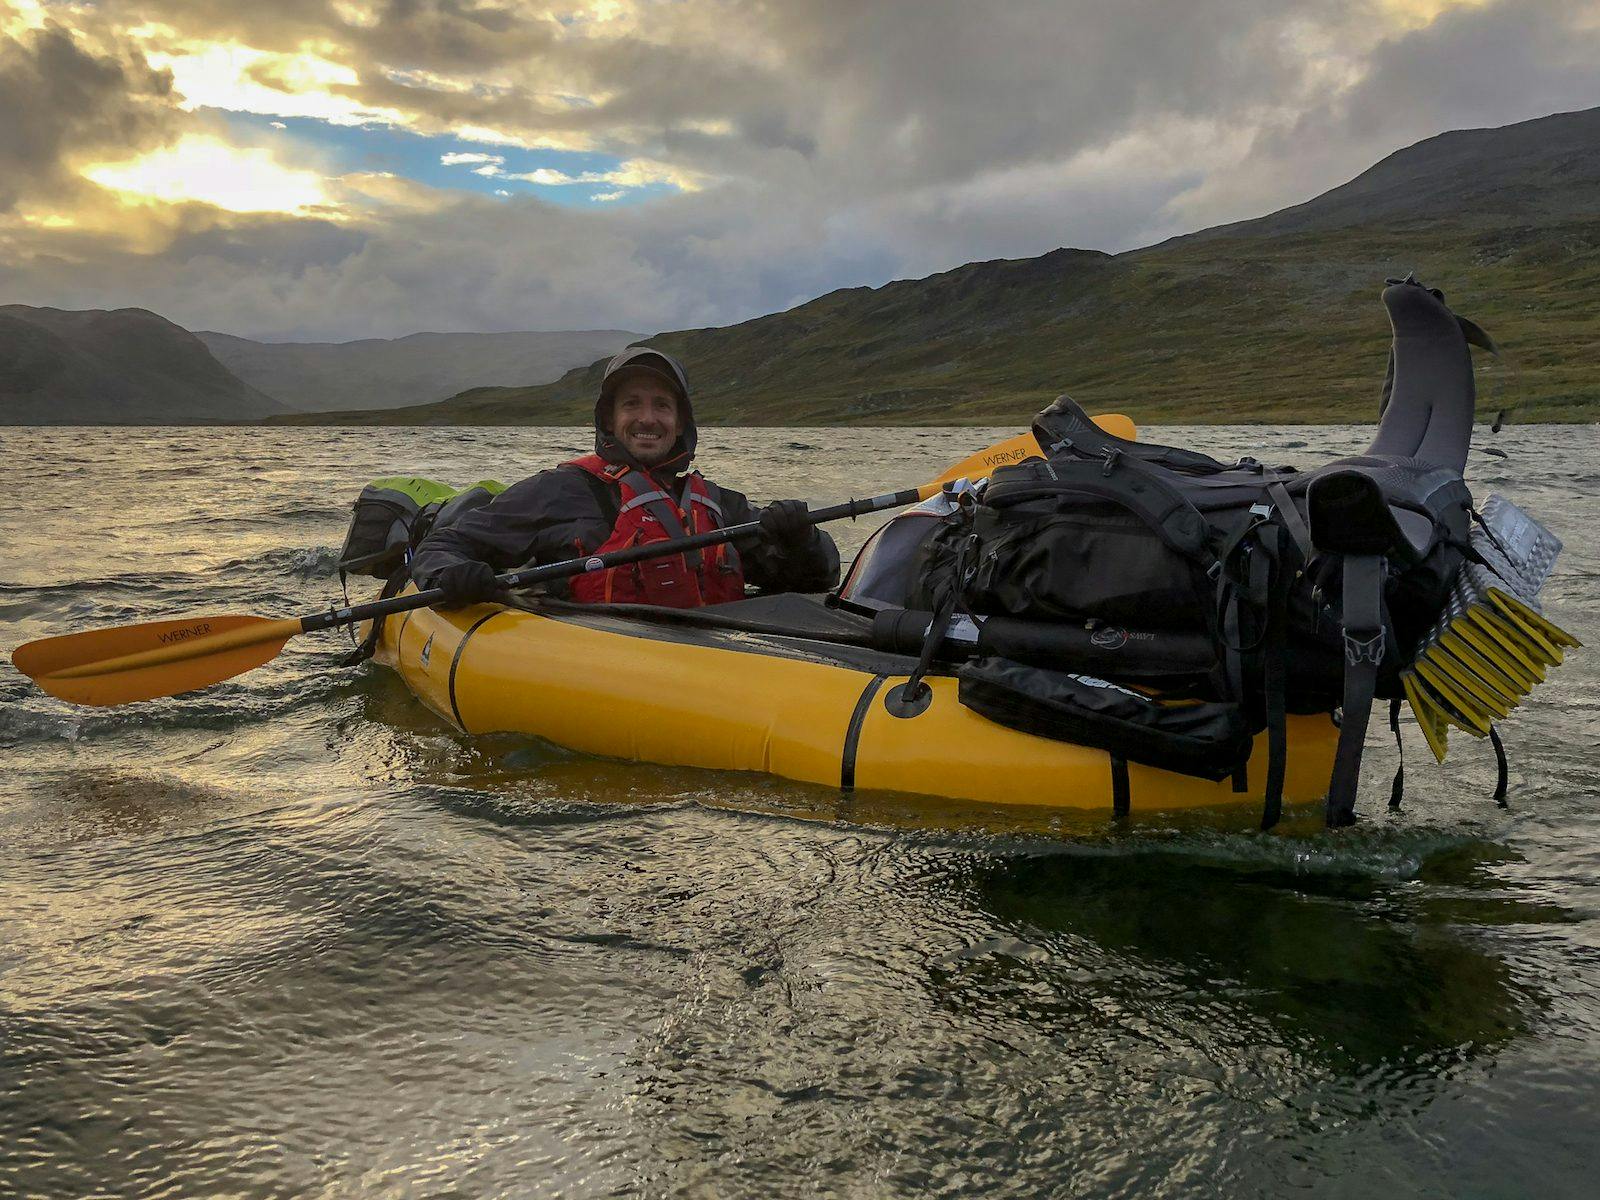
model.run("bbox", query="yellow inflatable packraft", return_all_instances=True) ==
[375,592,1339,816]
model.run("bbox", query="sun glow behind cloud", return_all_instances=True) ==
[135,35,405,127]
[81,136,335,215]
[1377,0,1496,27]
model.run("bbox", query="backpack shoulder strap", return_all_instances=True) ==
[1033,395,1235,475]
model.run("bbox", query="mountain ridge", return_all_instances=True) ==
[0,306,289,424]
[275,105,1600,427]
[198,328,639,412]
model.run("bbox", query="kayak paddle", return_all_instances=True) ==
[929,413,1136,487]
[12,417,1135,708]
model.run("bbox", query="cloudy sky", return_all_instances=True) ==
[1,0,1596,341]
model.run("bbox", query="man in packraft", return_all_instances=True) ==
[411,346,839,607]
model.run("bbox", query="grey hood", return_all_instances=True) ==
[593,346,697,473]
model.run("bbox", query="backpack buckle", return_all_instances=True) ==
[1343,628,1385,666]
[1249,502,1273,519]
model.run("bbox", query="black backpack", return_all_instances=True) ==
[910,279,1485,827]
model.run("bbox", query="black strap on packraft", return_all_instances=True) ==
[1389,698,1406,811]
[1327,553,1386,826]
[339,565,411,666]
[1259,523,1291,829]
[899,531,980,709]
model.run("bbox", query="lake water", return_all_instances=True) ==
[2,425,1598,1198]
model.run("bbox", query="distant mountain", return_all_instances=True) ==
[0,306,289,424]
[280,105,1600,426]
[199,328,638,412]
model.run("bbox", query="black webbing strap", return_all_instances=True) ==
[338,565,359,652]
[1214,506,1266,709]
[1110,755,1130,818]
[1218,574,1247,704]
[1327,554,1385,827]
[1458,315,1500,356]
[340,566,411,666]
[901,536,973,702]
[1267,482,1315,563]
[1388,698,1405,811]
[1489,724,1509,808]
[1260,525,1289,831]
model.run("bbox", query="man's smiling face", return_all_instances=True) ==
[609,371,682,467]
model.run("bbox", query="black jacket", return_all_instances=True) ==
[409,463,839,595]
[411,356,838,595]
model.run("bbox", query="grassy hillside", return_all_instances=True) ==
[275,108,1600,427]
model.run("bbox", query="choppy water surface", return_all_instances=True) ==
[2,425,1598,1199]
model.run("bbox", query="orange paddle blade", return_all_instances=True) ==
[1093,413,1138,441]
[931,413,1137,487]
[12,614,301,707]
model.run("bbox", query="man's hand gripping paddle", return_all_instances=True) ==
[12,415,1135,707]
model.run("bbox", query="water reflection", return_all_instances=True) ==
[962,844,1567,1073]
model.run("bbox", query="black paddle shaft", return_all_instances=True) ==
[299,487,925,635]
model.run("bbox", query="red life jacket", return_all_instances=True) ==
[563,455,746,607]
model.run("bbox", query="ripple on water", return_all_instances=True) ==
[1,424,1598,1199]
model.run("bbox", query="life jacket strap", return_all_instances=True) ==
[699,477,741,577]
[617,468,702,572]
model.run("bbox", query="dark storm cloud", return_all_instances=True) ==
[4,0,1599,339]
[0,22,177,210]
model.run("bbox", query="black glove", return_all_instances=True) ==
[431,559,500,607]
[759,499,812,546]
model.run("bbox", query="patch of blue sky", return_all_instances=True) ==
[214,110,659,207]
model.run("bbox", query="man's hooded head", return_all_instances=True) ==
[594,347,696,472]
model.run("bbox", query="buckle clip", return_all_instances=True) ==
[1343,628,1385,666]
[1249,502,1273,520]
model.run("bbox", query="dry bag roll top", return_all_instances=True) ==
[339,476,506,579]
